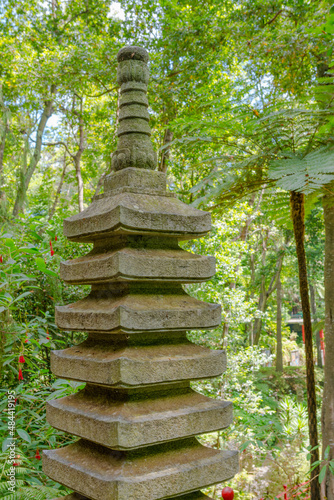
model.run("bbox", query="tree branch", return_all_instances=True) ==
[264,9,283,27]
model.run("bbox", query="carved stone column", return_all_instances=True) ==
[44,45,238,500]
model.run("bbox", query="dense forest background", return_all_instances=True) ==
[1,0,334,499]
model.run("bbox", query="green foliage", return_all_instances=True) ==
[0,0,332,497]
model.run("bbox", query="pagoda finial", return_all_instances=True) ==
[111,45,157,171]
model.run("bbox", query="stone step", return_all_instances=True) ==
[51,339,226,387]
[47,388,233,450]
[55,292,221,333]
[60,247,215,285]
[63,190,211,242]
[43,438,238,500]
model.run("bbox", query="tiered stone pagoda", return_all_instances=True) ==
[44,45,238,500]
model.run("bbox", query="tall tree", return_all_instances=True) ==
[290,191,320,499]
[322,185,334,499]
[275,266,283,372]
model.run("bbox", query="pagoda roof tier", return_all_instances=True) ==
[51,338,226,387]
[55,287,221,333]
[47,386,233,450]
[43,438,238,500]
[63,169,211,242]
[60,246,215,284]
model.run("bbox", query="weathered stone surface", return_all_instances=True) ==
[117,117,152,137]
[105,167,166,194]
[117,45,150,63]
[53,492,213,500]
[60,247,215,284]
[43,438,238,500]
[119,103,150,121]
[55,287,221,333]
[45,45,238,500]
[175,494,214,499]
[47,387,233,449]
[112,45,156,171]
[63,190,211,242]
[112,136,157,171]
[120,89,149,107]
[51,338,226,386]
[117,59,149,86]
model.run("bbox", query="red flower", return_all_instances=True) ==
[35,449,41,460]
[55,235,57,241]
[50,241,54,256]
[0,255,3,263]
[13,462,19,466]
[51,249,54,256]
[24,338,28,343]
[49,240,52,246]
[19,355,25,364]
[18,368,23,381]
[222,487,234,500]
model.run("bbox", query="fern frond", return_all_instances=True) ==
[269,145,334,194]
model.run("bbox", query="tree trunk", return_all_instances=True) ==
[0,83,10,213]
[13,133,30,217]
[290,190,320,500]
[48,153,68,221]
[0,122,7,187]
[253,230,269,344]
[92,168,109,201]
[254,243,284,345]
[276,271,283,372]
[310,283,323,368]
[159,127,173,173]
[74,155,84,213]
[73,98,85,213]
[253,291,266,344]
[13,85,56,216]
[0,122,8,213]
[321,189,334,500]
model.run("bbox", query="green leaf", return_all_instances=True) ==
[319,464,327,483]
[269,146,334,194]
[21,247,40,255]
[11,291,33,304]
[35,257,57,277]
[35,257,46,270]
[239,440,252,452]
[4,238,16,250]
[2,437,14,452]
[325,445,331,459]
[42,268,58,277]
[17,428,31,443]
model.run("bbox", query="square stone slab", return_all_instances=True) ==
[63,192,211,242]
[47,387,233,449]
[53,491,214,499]
[60,247,215,285]
[43,438,238,500]
[55,291,221,333]
[51,340,226,387]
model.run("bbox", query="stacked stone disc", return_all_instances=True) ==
[44,46,238,500]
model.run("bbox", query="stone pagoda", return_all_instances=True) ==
[44,45,238,500]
